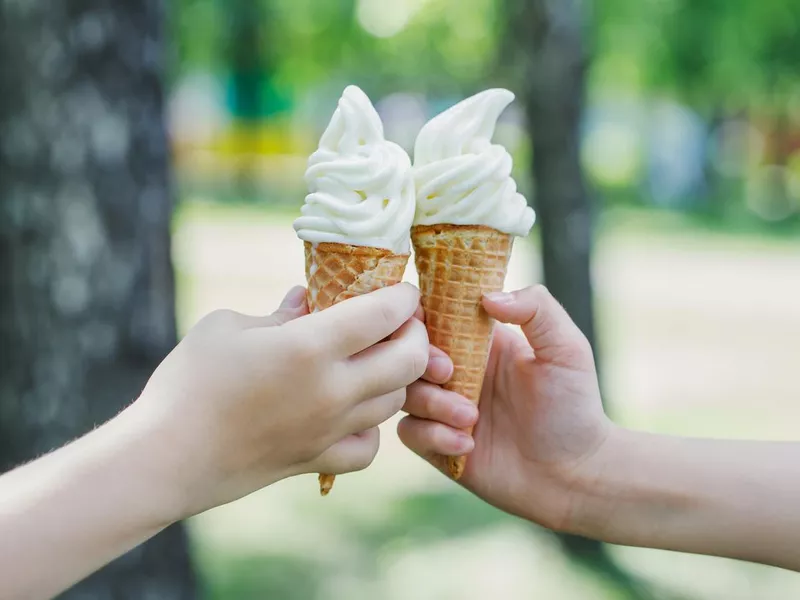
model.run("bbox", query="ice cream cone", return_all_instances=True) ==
[411,224,513,480]
[304,241,409,495]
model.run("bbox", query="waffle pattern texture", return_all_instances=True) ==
[304,241,409,494]
[411,224,512,479]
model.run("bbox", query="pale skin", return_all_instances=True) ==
[400,284,800,572]
[3,284,799,600]
[0,283,445,600]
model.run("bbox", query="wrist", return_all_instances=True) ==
[558,424,639,540]
[565,426,698,547]
[106,398,188,526]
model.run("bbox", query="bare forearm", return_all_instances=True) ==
[0,404,179,599]
[573,428,800,570]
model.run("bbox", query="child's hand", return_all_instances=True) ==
[399,285,614,533]
[134,283,430,519]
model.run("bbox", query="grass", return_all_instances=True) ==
[174,196,299,229]
[196,551,327,600]
[600,206,800,250]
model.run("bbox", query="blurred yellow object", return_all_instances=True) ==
[172,118,316,184]
[217,121,294,156]
[174,118,313,157]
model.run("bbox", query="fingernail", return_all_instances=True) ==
[280,286,307,309]
[453,404,478,427]
[484,291,514,305]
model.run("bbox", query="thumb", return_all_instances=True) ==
[277,285,308,311]
[239,286,308,329]
[267,285,309,326]
[482,285,594,368]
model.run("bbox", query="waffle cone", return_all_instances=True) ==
[411,224,513,480]
[304,241,409,495]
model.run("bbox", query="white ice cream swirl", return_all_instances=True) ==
[413,89,535,236]
[293,85,414,254]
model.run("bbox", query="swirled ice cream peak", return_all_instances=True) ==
[413,88,535,236]
[293,85,415,254]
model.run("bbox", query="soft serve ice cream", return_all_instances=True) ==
[410,89,535,481]
[413,88,535,236]
[294,85,415,496]
[293,85,415,254]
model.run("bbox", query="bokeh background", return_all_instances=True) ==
[2,0,800,598]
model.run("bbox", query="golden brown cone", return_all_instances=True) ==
[411,224,513,480]
[303,241,409,495]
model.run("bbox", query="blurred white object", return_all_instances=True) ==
[168,71,228,145]
[375,92,427,153]
[356,0,429,38]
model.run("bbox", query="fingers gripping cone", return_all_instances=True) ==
[411,224,513,480]
[304,241,409,495]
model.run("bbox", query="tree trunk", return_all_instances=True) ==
[507,0,598,352]
[502,2,664,598]
[0,1,196,597]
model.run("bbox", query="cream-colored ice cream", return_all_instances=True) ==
[293,85,415,254]
[412,88,535,236]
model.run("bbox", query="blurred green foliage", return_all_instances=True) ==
[169,0,800,228]
[172,0,799,108]
[589,0,800,131]
[173,0,503,97]
[198,551,326,600]
[168,5,800,597]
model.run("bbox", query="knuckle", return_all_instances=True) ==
[329,385,353,408]
[530,284,551,303]
[396,415,411,437]
[396,418,426,453]
[375,297,400,332]
[403,383,423,414]
[315,395,337,422]
[419,386,437,417]
[320,382,350,415]
[297,443,324,465]
[203,308,238,328]
[351,455,373,473]
[532,283,549,296]
[322,386,354,413]
[306,380,348,426]
[390,388,407,414]
[327,366,356,406]
[432,423,450,448]
[408,344,430,380]
[289,334,324,362]
[352,441,380,472]
[406,379,423,396]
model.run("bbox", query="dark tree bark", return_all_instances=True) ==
[504,4,691,600]
[502,2,667,599]
[0,1,196,597]
[507,0,597,353]
[506,0,605,565]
